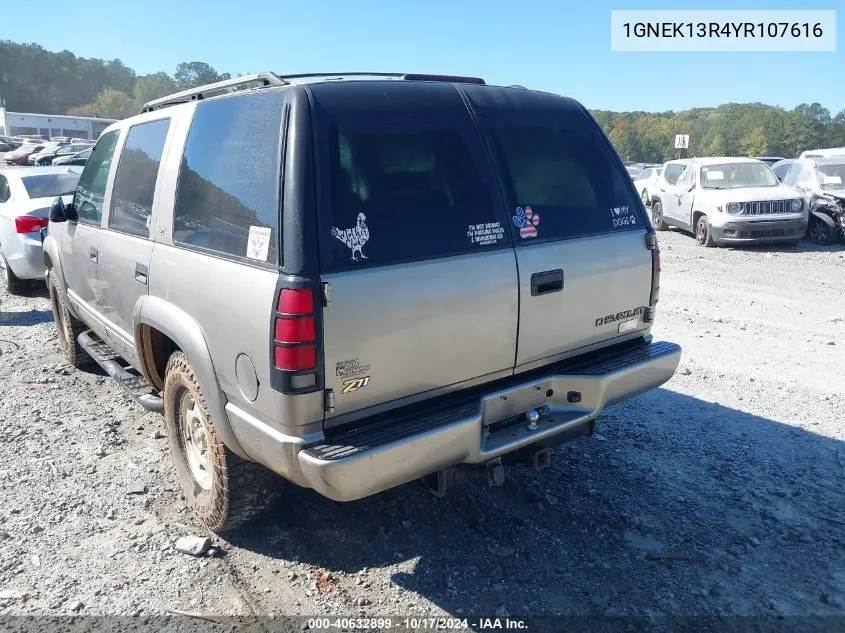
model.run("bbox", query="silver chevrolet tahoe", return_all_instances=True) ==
[43,72,681,534]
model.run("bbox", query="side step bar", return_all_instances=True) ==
[77,330,163,413]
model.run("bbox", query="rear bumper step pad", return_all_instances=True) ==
[299,340,681,501]
[77,331,163,413]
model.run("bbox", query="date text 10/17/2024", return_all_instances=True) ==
[307,618,529,630]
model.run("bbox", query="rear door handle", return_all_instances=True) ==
[89,246,98,263]
[135,263,148,286]
[531,269,564,296]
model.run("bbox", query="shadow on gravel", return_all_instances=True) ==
[229,388,845,617]
[0,308,53,326]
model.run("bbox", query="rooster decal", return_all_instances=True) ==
[331,212,369,261]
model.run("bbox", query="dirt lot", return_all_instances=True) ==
[0,229,844,623]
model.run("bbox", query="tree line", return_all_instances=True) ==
[2,40,844,160]
[0,41,231,119]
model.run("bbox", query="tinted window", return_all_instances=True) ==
[0,175,9,203]
[320,120,501,271]
[21,173,81,198]
[483,111,642,241]
[771,162,792,181]
[664,164,686,185]
[173,91,284,265]
[74,131,120,223]
[109,119,170,237]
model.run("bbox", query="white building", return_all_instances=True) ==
[0,107,116,140]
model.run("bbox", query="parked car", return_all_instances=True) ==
[0,167,81,293]
[773,157,845,244]
[4,144,45,166]
[650,157,808,247]
[35,142,92,166]
[44,71,681,533]
[754,156,787,167]
[799,147,845,159]
[52,147,92,166]
[28,141,69,165]
[632,166,663,206]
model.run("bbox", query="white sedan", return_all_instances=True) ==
[632,166,663,206]
[0,166,81,293]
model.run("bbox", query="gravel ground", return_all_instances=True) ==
[0,229,844,623]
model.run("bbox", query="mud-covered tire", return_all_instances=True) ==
[164,351,275,534]
[695,215,715,247]
[1,252,30,295]
[48,269,95,369]
[651,200,668,231]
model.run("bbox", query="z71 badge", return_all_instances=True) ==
[341,376,370,394]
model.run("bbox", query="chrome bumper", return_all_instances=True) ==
[296,341,681,502]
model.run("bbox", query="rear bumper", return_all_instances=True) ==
[4,234,46,280]
[711,217,807,244]
[295,340,681,502]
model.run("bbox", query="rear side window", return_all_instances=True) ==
[173,90,285,265]
[318,118,503,272]
[482,111,642,242]
[109,118,170,238]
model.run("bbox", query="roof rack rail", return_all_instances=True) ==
[276,72,485,85]
[140,72,287,113]
[277,72,405,81]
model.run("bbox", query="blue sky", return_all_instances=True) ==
[5,0,843,113]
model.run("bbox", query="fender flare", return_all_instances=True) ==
[810,209,836,228]
[42,233,63,285]
[133,295,249,459]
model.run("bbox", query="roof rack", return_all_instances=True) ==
[140,71,488,113]
[140,72,287,113]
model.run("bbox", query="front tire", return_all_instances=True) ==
[695,215,716,247]
[48,269,95,369]
[164,352,275,534]
[807,215,836,245]
[1,252,30,294]
[651,200,668,231]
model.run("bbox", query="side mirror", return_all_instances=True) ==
[49,197,67,223]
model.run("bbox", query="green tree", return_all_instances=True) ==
[739,127,768,156]
[173,62,231,90]
[68,88,137,119]
[133,72,177,105]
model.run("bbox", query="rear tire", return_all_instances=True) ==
[641,189,650,207]
[48,269,95,369]
[1,252,30,295]
[164,351,275,534]
[695,215,715,247]
[651,200,668,231]
[807,215,836,245]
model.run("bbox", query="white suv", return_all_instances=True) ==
[650,157,808,247]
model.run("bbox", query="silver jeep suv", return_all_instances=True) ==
[43,72,681,533]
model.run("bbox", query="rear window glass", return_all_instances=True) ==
[21,172,81,198]
[482,112,642,242]
[319,120,502,271]
[173,90,284,265]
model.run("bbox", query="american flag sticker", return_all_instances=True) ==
[519,206,540,239]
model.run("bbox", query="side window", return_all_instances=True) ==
[664,164,685,185]
[771,163,791,181]
[173,90,285,265]
[320,121,501,270]
[483,111,642,241]
[795,166,815,187]
[109,118,170,238]
[74,130,120,224]
[677,165,694,188]
[0,175,9,203]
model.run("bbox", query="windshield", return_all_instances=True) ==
[700,163,778,189]
[21,173,81,198]
[816,163,845,191]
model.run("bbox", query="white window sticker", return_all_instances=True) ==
[609,204,638,228]
[823,175,842,184]
[331,212,369,262]
[246,226,272,261]
[704,170,724,180]
[467,222,505,246]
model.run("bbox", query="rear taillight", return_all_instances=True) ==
[646,232,660,314]
[15,216,49,234]
[273,288,317,371]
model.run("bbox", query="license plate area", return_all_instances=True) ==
[748,229,784,238]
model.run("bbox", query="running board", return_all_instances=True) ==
[77,330,163,413]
